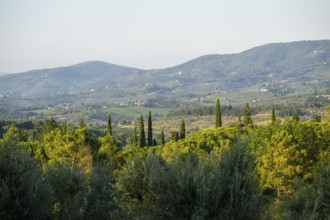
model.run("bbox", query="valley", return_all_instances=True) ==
[0,40,329,130]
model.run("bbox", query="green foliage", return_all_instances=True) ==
[43,128,93,172]
[148,111,153,146]
[107,113,112,136]
[273,151,330,219]
[84,164,122,219]
[271,105,276,123]
[133,124,137,147]
[116,140,261,219]
[170,130,179,142]
[46,163,88,220]
[243,103,254,130]
[98,134,121,166]
[215,98,222,128]
[292,111,300,122]
[162,127,237,163]
[0,135,51,219]
[41,118,58,139]
[180,119,185,139]
[258,130,296,196]
[250,120,330,200]
[1,113,330,218]
[160,128,165,146]
[139,115,146,147]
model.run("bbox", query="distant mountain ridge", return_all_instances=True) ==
[0,40,329,106]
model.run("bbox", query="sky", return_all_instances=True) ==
[0,0,330,73]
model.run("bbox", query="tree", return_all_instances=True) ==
[258,130,296,197]
[271,105,276,123]
[180,119,185,139]
[215,99,222,128]
[311,114,321,122]
[139,115,146,147]
[160,128,165,146]
[236,115,243,131]
[243,103,253,129]
[147,111,153,146]
[98,134,120,165]
[79,119,86,129]
[0,135,51,219]
[133,124,137,147]
[46,163,88,220]
[171,130,179,142]
[84,164,121,219]
[41,118,58,139]
[43,128,93,172]
[292,112,300,122]
[107,113,112,136]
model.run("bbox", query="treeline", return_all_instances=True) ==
[168,95,330,118]
[1,104,330,219]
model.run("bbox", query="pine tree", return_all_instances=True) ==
[139,115,146,147]
[271,106,276,123]
[133,124,137,147]
[160,128,165,146]
[243,103,253,129]
[215,99,222,128]
[147,111,153,146]
[107,113,112,136]
[180,119,185,139]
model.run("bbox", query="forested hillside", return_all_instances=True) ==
[1,104,330,219]
[0,40,329,110]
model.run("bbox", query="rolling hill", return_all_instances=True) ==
[0,40,329,109]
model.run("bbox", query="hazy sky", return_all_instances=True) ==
[1,0,330,73]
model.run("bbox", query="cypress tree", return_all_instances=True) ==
[180,119,185,139]
[107,113,112,136]
[160,128,165,146]
[237,115,243,130]
[147,111,153,146]
[170,130,179,142]
[243,103,253,129]
[215,99,222,128]
[139,115,146,147]
[271,106,276,123]
[133,124,137,147]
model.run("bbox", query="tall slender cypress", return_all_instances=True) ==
[160,128,165,146]
[180,119,185,139]
[215,99,222,128]
[271,106,276,123]
[139,115,146,147]
[147,111,153,146]
[243,103,253,129]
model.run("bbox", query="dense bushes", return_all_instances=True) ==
[1,115,330,219]
[0,136,51,219]
[116,140,261,219]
